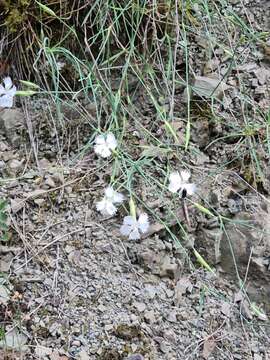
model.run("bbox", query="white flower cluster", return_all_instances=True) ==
[0,77,16,108]
[95,185,150,240]
[94,132,196,240]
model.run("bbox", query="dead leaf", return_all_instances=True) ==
[253,67,270,85]
[50,350,69,360]
[234,291,243,303]
[78,349,90,360]
[10,198,24,213]
[125,355,144,360]
[0,284,10,305]
[192,75,231,99]
[35,345,52,357]
[221,302,231,317]
[24,189,47,199]
[202,338,216,359]
[236,63,257,72]
[261,43,270,61]
[140,145,171,159]
[240,300,253,320]
[0,349,22,359]
[174,278,193,306]
[0,253,13,272]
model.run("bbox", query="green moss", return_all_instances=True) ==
[3,0,31,33]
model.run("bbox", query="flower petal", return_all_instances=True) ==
[104,186,115,199]
[180,170,191,182]
[168,172,182,193]
[120,224,132,236]
[96,199,117,216]
[96,199,106,213]
[94,144,111,158]
[123,216,135,226]
[184,183,196,196]
[104,186,124,204]
[129,228,141,240]
[0,95,14,108]
[95,135,106,145]
[112,192,124,204]
[0,84,5,95]
[104,201,117,216]
[138,213,149,233]
[3,77,13,90]
[106,133,117,150]
[8,85,17,97]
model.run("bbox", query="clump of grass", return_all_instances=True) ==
[0,0,85,78]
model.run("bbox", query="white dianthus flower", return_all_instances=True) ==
[120,213,149,240]
[0,77,16,108]
[96,186,124,216]
[94,132,117,158]
[168,170,196,197]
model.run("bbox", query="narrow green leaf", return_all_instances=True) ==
[0,212,7,222]
[193,202,214,217]
[0,201,7,211]
[0,222,8,231]
[194,249,215,274]
[16,90,37,96]
[0,233,9,242]
[35,1,57,17]
[251,303,268,321]
[19,80,40,89]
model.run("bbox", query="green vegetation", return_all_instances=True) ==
[0,200,8,242]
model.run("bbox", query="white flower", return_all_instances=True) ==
[96,186,124,216]
[56,61,66,71]
[168,170,196,197]
[120,213,149,240]
[94,132,117,158]
[0,77,17,108]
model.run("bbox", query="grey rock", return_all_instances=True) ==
[133,302,146,313]
[7,159,24,175]
[0,284,10,305]
[0,109,25,145]
[71,340,81,347]
[254,67,270,85]
[159,256,180,279]
[0,253,13,272]
[10,198,24,213]
[167,310,177,323]
[124,355,144,360]
[144,310,156,324]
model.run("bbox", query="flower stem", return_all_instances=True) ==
[129,197,137,219]
[182,199,190,228]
